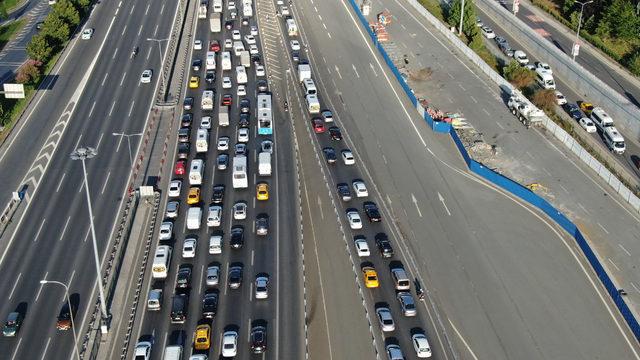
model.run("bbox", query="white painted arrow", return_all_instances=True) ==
[411,193,422,218]
[438,192,452,216]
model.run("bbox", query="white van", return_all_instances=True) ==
[390,267,410,290]
[535,69,556,90]
[286,18,297,36]
[206,51,216,70]
[233,41,245,56]
[152,245,172,279]
[590,106,614,130]
[603,126,626,154]
[303,78,317,95]
[209,234,222,254]
[186,207,202,230]
[189,159,204,185]
[305,94,320,113]
[221,51,232,71]
[195,129,209,153]
[236,66,247,84]
[164,345,183,360]
[258,151,271,176]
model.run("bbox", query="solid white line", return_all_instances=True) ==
[34,218,46,242]
[120,71,127,87]
[88,101,96,118]
[59,216,71,241]
[10,337,22,360]
[39,337,51,360]
[101,171,111,195]
[55,172,66,192]
[198,265,204,295]
[8,272,21,300]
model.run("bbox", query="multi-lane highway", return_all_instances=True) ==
[0,0,177,358]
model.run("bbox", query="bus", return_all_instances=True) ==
[152,245,172,279]
[232,155,248,188]
[257,94,273,135]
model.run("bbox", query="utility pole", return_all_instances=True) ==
[458,0,466,36]
[572,0,593,61]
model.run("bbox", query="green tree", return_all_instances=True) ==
[16,60,42,84]
[596,0,639,40]
[72,0,91,10]
[447,0,479,41]
[503,60,535,89]
[52,0,80,27]
[625,50,640,76]
[41,15,70,44]
[26,34,53,62]
[531,89,557,113]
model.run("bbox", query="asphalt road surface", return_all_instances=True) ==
[0,0,176,358]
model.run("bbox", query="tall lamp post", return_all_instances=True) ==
[39,280,81,360]
[70,146,109,334]
[572,0,593,61]
[146,37,170,92]
[458,0,466,36]
[112,132,143,166]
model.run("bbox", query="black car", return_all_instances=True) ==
[177,142,190,159]
[212,184,225,203]
[205,70,216,83]
[363,201,381,222]
[225,20,233,30]
[56,303,76,331]
[375,233,394,258]
[217,153,229,170]
[291,51,300,63]
[564,103,584,121]
[192,59,202,72]
[235,143,247,156]
[337,183,351,201]
[230,226,244,249]
[323,147,337,164]
[251,54,261,65]
[176,265,192,289]
[250,325,267,353]
[240,98,251,113]
[202,291,218,319]
[256,80,268,92]
[181,113,193,127]
[239,113,250,127]
[178,127,191,143]
[183,97,194,110]
[242,17,250,26]
[170,293,189,323]
[228,266,243,289]
[328,126,342,141]
[256,214,269,236]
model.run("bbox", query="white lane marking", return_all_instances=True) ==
[598,222,610,234]
[482,108,490,116]
[115,132,124,152]
[55,172,66,192]
[322,22,327,29]
[35,271,47,302]
[39,337,51,360]
[559,184,569,193]
[121,24,127,36]
[129,4,135,14]
[120,71,127,87]
[411,193,422,217]
[128,100,135,117]
[73,134,83,150]
[198,265,204,295]
[334,65,342,79]
[78,181,84,193]
[10,337,22,360]
[608,258,620,271]
[67,269,76,288]
[101,171,111,195]
[542,168,552,176]
[83,225,90,242]
[314,5,318,11]
[327,32,332,39]
[369,62,377,76]
[251,249,255,266]
[109,101,116,117]
[145,3,150,14]
[319,14,323,21]
[138,24,143,36]
[8,272,22,300]
[96,132,104,151]
[352,64,360,78]
[417,41,424,48]
[577,202,590,214]
[101,72,108,86]
[224,262,228,296]
[88,101,96,118]
[112,47,118,60]
[34,218,46,242]
[449,319,480,360]
[154,24,159,36]
[317,195,324,219]
[438,192,451,216]
[469,95,478,103]
[458,83,466,91]
[619,243,631,256]
[160,3,165,14]
[447,71,455,79]
[495,121,504,129]
[632,282,640,293]
[59,216,71,241]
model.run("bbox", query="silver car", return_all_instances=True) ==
[396,292,417,317]
[165,201,179,218]
[376,307,395,332]
[206,265,220,286]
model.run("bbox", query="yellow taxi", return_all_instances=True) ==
[362,267,379,288]
[194,324,211,350]
[256,182,269,201]
[189,76,200,89]
[580,101,594,116]
[187,187,201,205]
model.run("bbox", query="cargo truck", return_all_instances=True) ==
[198,2,207,19]
[242,0,253,17]
[258,152,271,176]
[210,13,221,32]
[298,63,311,82]
[507,94,544,129]
[286,18,297,36]
[202,90,214,110]
[240,51,250,68]
[218,105,229,126]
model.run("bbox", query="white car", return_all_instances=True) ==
[140,69,153,83]
[232,30,241,40]
[354,236,370,257]
[233,201,247,220]
[217,136,230,150]
[222,331,238,357]
[536,62,553,75]
[346,210,363,230]
[228,0,236,9]
[81,28,94,40]
[209,234,222,254]
[238,127,250,143]
[290,39,301,51]
[261,140,273,154]
[341,150,355,165]
[250,25,258,36]
[280,5,290,15]
[222,76,232,88]
[256,65,266,77]
[513,50,529,65]
[224,38,233,49]
[206,265,219,286]
[207,205,222,227]
[481,26,495,39]
[159,222,173,240]
[579,117,597,133]
[200,116,212,129]
[352,180,368,197]
[182,238,196,258]
[412,333,433,358]
[255,276,269,299]
[237,84,246,96]
[133,341,152,360]
[249,44,259,55]
[376,307,395,332]
[244,35,256,44]
[554,91,567,105]
[194,39,203,50]
[168,180,182,197]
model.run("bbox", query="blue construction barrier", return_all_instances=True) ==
[346,0,640,341]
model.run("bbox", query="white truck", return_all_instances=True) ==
[202,90,214,110]
[240,51,250,68]
[507,94,544,129]
[210,13,221,32]
[198,2,208,19]
[196,129,209,153]
[242,0,253,17]
[221,51,232,70]
[218,105,229,126]
[286,18,297,36]
[236,66,247,84]
[212,0,222,12]
[258,152,271,176]
[298,63,311,82]
[232,155,248,188]
[305,94,320,114]
[186,207,202,230]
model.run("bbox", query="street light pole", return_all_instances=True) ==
[458,0,466,36]
[70,147,109,334]
[572,0,593,61]
[146,37,170,93]
[112,132,143,166]
[40,280,81,360]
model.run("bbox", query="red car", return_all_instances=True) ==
[209,40,220,52]
[221,94,232,106]
[174,160,186,175]
[312,118,325,133]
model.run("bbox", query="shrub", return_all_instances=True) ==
[531,89,556,112]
